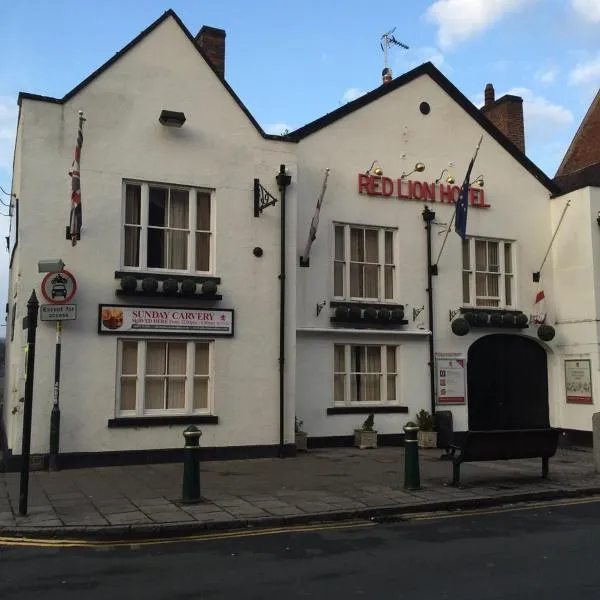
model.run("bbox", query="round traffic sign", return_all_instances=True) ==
[41,269,77,304]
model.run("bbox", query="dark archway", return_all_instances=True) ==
[467,334,549,431]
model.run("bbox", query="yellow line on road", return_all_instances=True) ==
[0,520,376,549]
[406,495,600,522]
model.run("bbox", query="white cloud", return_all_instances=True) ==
[408,46,447,70]
[535,67,558,84]
[342,88,366,102]
[263,122,292,135]
[425,0,533,49]
[0,96,18,172]
[569,54,600,85]
[571,0,600,22]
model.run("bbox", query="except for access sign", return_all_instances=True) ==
[41,269,77,304]
[40,304,77,321]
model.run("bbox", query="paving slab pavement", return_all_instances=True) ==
[1,445,599,539]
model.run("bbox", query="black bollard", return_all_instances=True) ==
[181,425,203,504]
[403,422,421,491]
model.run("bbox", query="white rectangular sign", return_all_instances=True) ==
[436,357,466,405]
[98,305,234,337]
[40,304,77,321]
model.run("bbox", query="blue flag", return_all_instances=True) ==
[455,135,483,240]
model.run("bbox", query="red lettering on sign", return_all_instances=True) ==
[381,177,394,197]
[358,173,370,194]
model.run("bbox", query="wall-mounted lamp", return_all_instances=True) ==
[38,259,65,273]
[596,211,600,227]
[159,110,186,127]
[435,168,455,185]
[470,174,484,187]
[365,160,383,176]
[401,162,426,179]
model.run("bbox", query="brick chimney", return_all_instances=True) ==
[481,83,525,154]
[195,26,226,79]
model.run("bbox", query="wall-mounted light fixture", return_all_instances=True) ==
[596,211,600,227]
[38,259,65,273]
[401,162,426,179]
[365,160,383,176]
[470,174,484,187]
[435,168,455,185]
[159,110,186,127]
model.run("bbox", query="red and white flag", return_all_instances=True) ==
[69,111,86,246]
[300,168,330,266]
[532,289,547,325]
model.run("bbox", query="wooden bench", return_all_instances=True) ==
[451,428,559,485]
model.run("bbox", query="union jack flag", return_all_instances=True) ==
[69,111,85,246]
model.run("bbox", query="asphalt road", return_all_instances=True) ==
[2,497,600,599]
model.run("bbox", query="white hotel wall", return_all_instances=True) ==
[5,16,297,457]
[295,73,557,436]
[550,187,600,432]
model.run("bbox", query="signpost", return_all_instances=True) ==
[39,268,78,471]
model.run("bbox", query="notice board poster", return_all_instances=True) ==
[436,357,466,405]
[565,359,593,404]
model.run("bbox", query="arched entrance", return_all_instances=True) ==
[467,334,549,430]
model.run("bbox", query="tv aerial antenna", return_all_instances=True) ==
[380,27,409,72]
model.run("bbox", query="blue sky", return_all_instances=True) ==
[1,0,600,317]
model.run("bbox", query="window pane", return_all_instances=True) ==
[120,379,136,411]
[334,375,345,403]
[462,272,470,303]
[166,379,186,409]
[121,342,138,375]
[169,189,189,228]
[384,231,393,264]
[193,378,209,410]
[364,265,379,298]
[168,230,188,270]
[167,343,187,374]
[196,232,210,271]
[334,225,344,260]
[462,239,470,269]
[349,263,363,297]
[363,375,381,401]
[334,345,345,372]
[195,343,210,375]
[334,262,344,296]
[475,273,487,297]
[144,379,164,410]
[488,242,499,272]
[366,346,381,372]
[148,187,167,226]
[351,346,364,372]
[384,266,393,299]
[125,184,141,225]
[147,228,165,268]
[386,346,396,373]
[146,343,166,375]
[504,243,512,274]
[505,275,512,305]
[475,240,487,270]
[124,226,140,267]
[365,229,378,262]
[350,228,364,261]
[197,192,211,231]
[387,375,396,401]
[487,274,499,297]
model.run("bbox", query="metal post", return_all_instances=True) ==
[403,422,421,490]
[48,320,62,471]
[19,290,39,516]
[181,425,203,504]
[423,206,437,418]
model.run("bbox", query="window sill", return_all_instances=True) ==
[108,415,219,428]
[327,406,409,415]
[114,290,223,301]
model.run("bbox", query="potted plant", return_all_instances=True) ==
[354,413,378,449]
[415,409,437,448]
[295,417,308,452]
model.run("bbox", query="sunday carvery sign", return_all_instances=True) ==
[98,305,234,336]
[358,174,490,208]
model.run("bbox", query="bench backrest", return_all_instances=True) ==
[462,428,559,462]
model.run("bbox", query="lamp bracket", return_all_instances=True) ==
[253,178,278,217]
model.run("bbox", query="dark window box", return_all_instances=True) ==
[327,406,409,415]
[108,415,218,428]
[330,300,404,310]
[114,271,221,284]
[330,318,409,328]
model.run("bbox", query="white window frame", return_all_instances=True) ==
[334,343,399,406]
[462,237,515,309]
[121,180,215,275]
[116,338,214,416]
[333,223,397,302]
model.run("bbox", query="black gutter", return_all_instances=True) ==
[422,207,437,417]
[276,165,292,457]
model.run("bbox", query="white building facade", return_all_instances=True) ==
[2,10,598,469]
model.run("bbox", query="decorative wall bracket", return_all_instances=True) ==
[253,178,278,217]
[448,308,461,321]
[413,305,425,321]
[316,300,327,316]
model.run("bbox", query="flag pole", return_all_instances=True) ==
[533,198,571,282]
[300,168,330,267]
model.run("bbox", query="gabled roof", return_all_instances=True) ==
[555,89,600,177]
[289,62,560,195]
[17,9,289,142]
[554,162,600,194]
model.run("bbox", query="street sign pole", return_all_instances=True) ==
[48,320,62,472]
[19,290,39,516]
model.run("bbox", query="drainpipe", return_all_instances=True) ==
[276,165,291,458]
[422,206,437,418]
